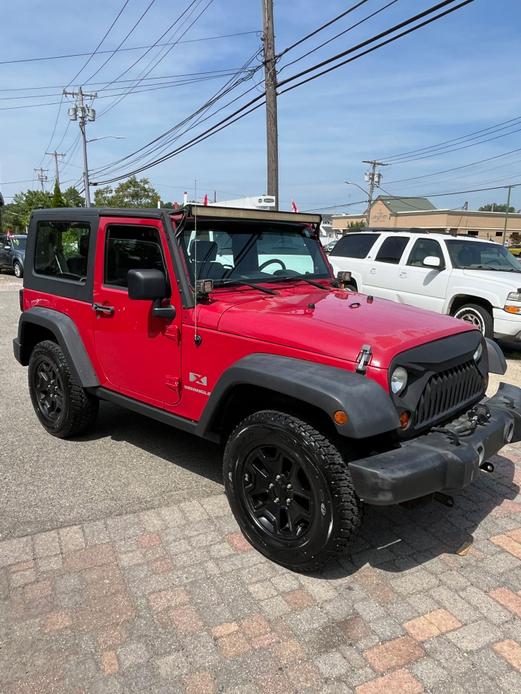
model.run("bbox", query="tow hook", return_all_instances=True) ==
[480,461,495,473]
[433,492,454,508]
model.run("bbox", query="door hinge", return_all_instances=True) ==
[166,376,181,394]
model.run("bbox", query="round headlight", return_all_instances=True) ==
[391,366,408,395]
[473,343,483,362]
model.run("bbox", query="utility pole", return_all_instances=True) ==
[362,160,389,225]
[262,0,279,209]
[34,168,48,192]
[502,184,512,246]
[63,87,97,207]
[45,151,65,187]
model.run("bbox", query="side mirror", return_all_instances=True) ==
[128,269,167,300]
[422,255,443,270]
[127,269,176,320]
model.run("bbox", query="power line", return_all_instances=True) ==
[385,146,521,185]
[91,0,473,184]
[381,115,521,162]
[277,0,475,95]
[65,1,132,88]
[379,182,521,200]
[89,50,263,178]
[0,67,252,93]
[279,0,371,56]
[0,70,255,101]
[82,0,157,85]
[97,0,207,94]
[0,31,259,66]
[279,0,400,72]
[379,122,521,165]
[97,0,216,118]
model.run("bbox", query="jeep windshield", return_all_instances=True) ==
[179,220,331,286]
[446,239,521,272]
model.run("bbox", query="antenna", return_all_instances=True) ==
[193,180,201,345]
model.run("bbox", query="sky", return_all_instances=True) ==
[1,0,521,214]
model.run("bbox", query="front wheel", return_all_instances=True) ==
[452,303,493,337]
[223,410,363,572]
[28,340,98,438]
[13,261,23,278]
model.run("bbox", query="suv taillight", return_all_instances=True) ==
[19,288,24,312]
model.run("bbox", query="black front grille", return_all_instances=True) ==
[415,360,484,428]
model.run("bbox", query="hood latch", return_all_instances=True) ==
[356,344,372,375]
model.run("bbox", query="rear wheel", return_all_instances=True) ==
[452,303,493,337]
[28,340,98,438]
[13,261,23,278]
[223,410,362,572]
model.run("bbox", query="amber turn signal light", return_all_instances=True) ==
[399,411,411,429]
[504,305,521,314]
[333,410,349,425]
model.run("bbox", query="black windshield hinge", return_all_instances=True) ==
[356,344,372,375]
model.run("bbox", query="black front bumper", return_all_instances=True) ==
[349,383,521,505]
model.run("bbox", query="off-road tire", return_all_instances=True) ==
[223,410,363,572]
[13,261,23,278]
[28,340,98,438]
[452,303,493,337]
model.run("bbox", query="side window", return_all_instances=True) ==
[330,233,380,258]
[105,225,166,288]
[407,238,444,267]
[34,221,90,281]
[375,236,409,264]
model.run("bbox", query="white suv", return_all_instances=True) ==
[329,230,521,341]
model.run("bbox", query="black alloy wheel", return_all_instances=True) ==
[241,442,316,542]
[224,410,363,572]
[34,358,65,422]
[28,340,99,438]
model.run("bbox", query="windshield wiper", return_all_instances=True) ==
[269,274,331,290]
[214,279,278,295]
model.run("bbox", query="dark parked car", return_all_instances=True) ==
[0,234,26,277]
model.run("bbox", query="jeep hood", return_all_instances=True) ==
[210,287,473,369]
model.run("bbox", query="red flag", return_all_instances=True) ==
[203,193,209,206]
[291,200,298,213]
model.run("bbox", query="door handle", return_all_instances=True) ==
[399,271,407,278]
[369,268,376,275]
[92,303,115,316]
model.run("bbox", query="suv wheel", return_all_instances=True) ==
[28,340,99,438]
[452,303,493,337]
[13,261,23,278]
[223,410,362,572]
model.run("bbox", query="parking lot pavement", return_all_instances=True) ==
[0,283,221,540]
[1,275,521,692]
[1,454,521,694]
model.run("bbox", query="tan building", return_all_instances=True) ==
[332,196,521,243]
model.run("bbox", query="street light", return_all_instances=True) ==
[345,181,370,225]
[86,136,126,144]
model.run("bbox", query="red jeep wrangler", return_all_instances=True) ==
[13,206,521,571]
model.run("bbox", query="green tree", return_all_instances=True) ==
[94,176,160,208]
[346,220,366,231]
[62,186,84,207]
[479,203,516,213]
[2,189,53,232]
[51,180,66,207]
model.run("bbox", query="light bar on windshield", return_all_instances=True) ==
[183,204,321,226]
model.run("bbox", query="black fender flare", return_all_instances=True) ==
[14,307,99,388]
[197,353,400,439]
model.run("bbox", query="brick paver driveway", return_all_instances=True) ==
[1,444,520,693]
